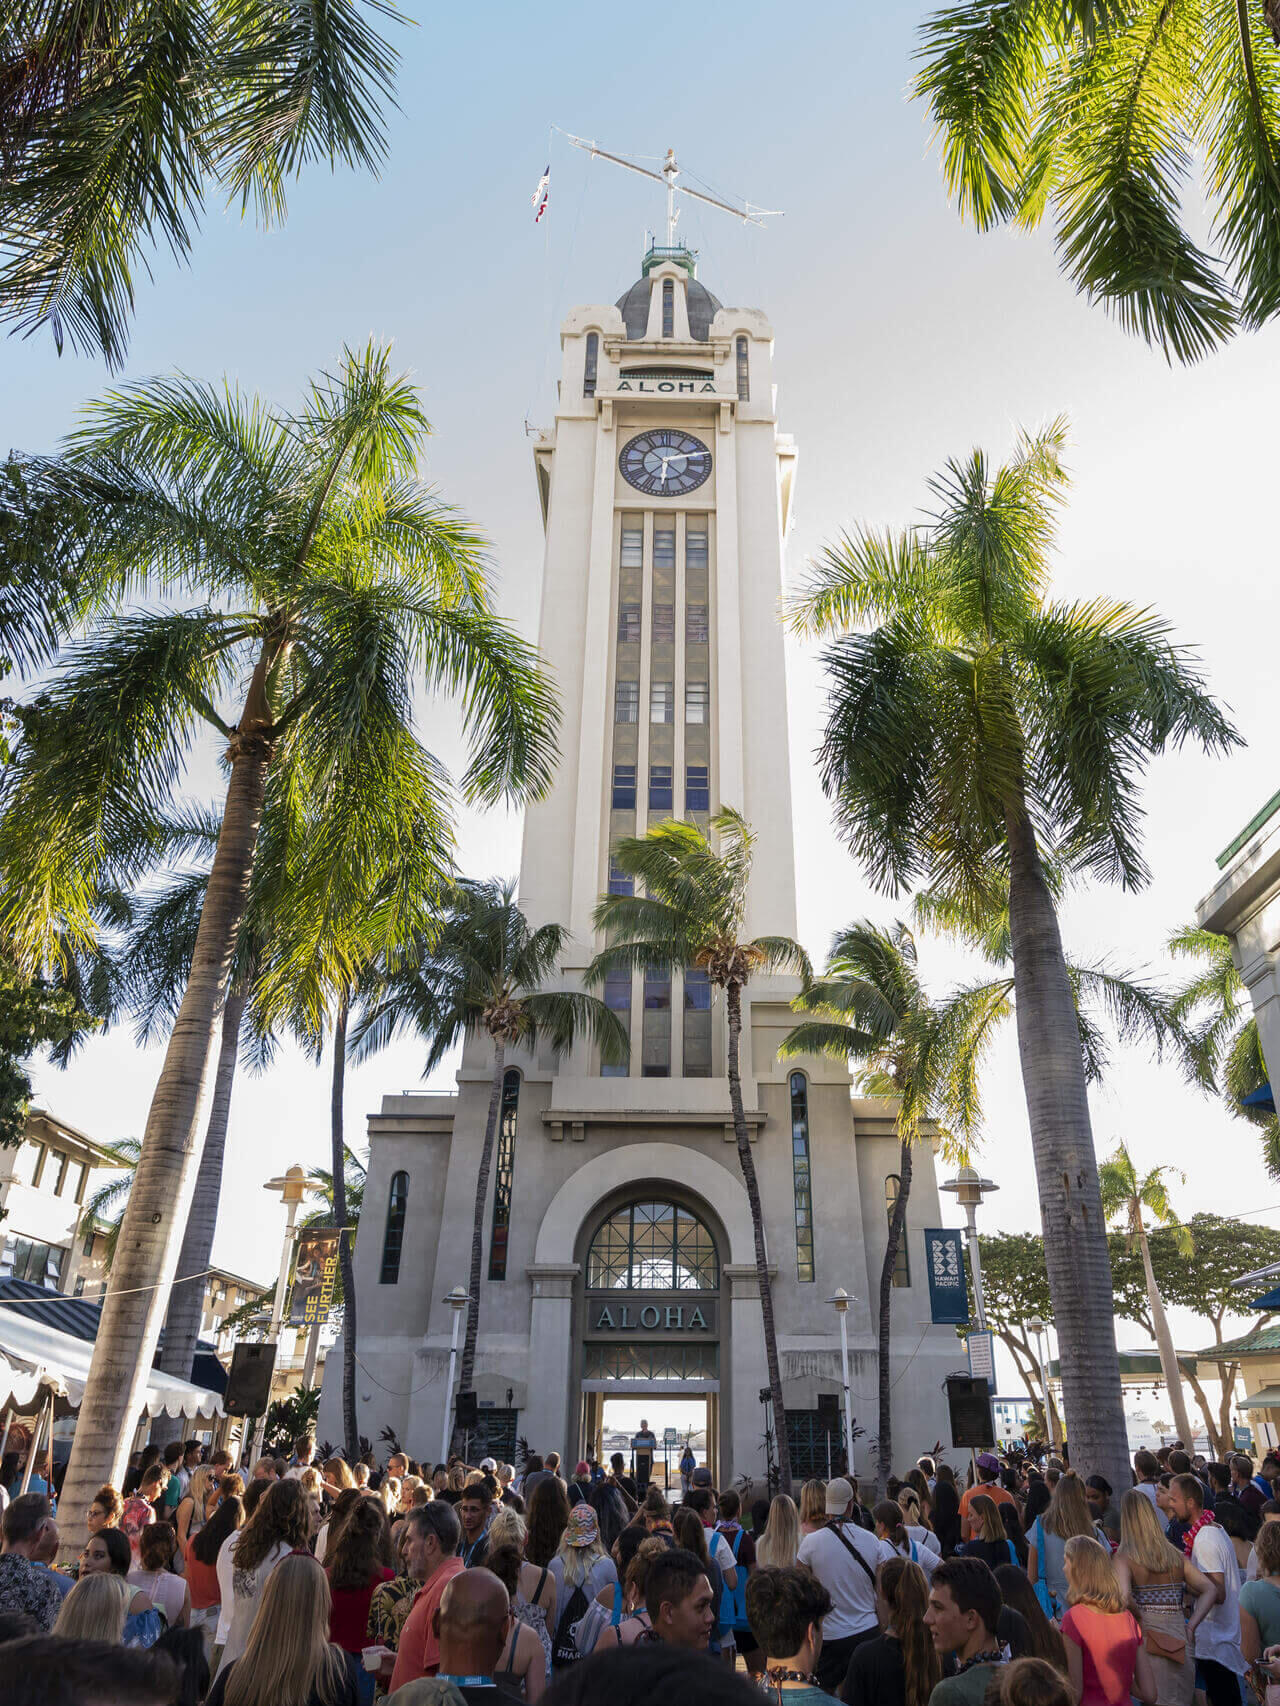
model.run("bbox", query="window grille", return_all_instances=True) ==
[488,1072,520,1280]
[790,1073,815,1282]
[584,332,599,398]
[615,681,639,723]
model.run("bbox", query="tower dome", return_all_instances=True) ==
[615,249,722,341]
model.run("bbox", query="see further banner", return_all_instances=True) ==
[289,1228,344,1327]
[925,1228,969,1325]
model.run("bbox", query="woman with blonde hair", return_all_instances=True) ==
[1114,1489,1215,1706]
[756,1494,801,1568]
[547,1503,617,1657]
[1061,1535,1157,1706]
[207,1552,361,1706]
[897,1487,940,1556]
[798,1480,827,1537]
[1030,1470,1105,1619]
[322,1458,354,1501]
[959,1494,1018,1571]
[175,1465,218,1554]
[378,1476,401,1518]
[487,1505,556,1655]
[54,1572,132,1643]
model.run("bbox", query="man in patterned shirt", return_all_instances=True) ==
[0,1494,64,1630]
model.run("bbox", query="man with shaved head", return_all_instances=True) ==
[389,1567,521,1704]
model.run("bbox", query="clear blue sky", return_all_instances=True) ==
[9,4,1280,1388]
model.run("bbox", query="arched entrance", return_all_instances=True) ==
[576,1194,723,1485]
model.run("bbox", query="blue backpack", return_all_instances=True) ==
[717,1526,752,1637]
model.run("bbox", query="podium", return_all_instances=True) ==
[632,1434,656,1492]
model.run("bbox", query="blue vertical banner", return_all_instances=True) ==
[925,1228,970,1325]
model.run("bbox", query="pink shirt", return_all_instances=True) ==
[1062,1605,1142,1706]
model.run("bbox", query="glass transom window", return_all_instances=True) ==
[587,1200,718,1291]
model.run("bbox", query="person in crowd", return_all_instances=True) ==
[843,1554,938,1706]
[458,1479,493,1569]
[1022,1481,1052,1534]
[636,1485,675,1542]
[385,1566,522,1706]
[796,1476,895,1692]
[486,1542,549,1700]
[128,1522,189,1628]
[993,1565,1067,1674]
[642,1547,715,1651]
[174,1465,218,1557]
[932,1481,963,1558]
[905,1471,935,1522]
[120,1465,167,1562]
[214,1475,312,1673]
[739,1562,831,1704]
[538,1644,761,1706]
[155,1624,210,1706]
[1060,1535,1156,1706]
[317,1486,365,1566]
[86,1485,124,1548]
[158,1445,185,1523]
[525,1478,571,1569]
[958,1495,1018,1572]
[875,1501,939,1579]
[714,1487,754,1666]
[487,1506,556,1670]
[186,1488,241,1661]
[322,1458,355,1501]
[250,1457,278,1485]
[995,1656,1075,1706]
[325,1495,394,1672]
[593,1536,670,1652]
[1028,1473,1102,1621]
[923,1556,1007,1706]
[0,1634,180,1706]
[798,1481,827,1540]
[672,1508,724,1657]
[0,1494,66,1630]
[1133,1452,1163,1511]
[497,1464,524,1514]
[77,1525,161,1646]
[53,1574,133,1643]
[683,1488,738,1591]
[1084,1477,1121,1546]
[679,1444,696,1497]
[387,1500,465,1692]
[959,1457,1016,1527]
[363,1512,422,1678]
[378,1477,402,1520]
[1247,1501,1280,1581]
[1000,1503,1029,1569]
[606,1453,638,1505]
[124,1445,160,1499]
[1229,1456,1267,1526]
[756,1495,801,1569]
[1166,1471,1246,1706]
[899,1488,940,1555]
[1240,1512,1280,1674]
[548,1502,617,1667]
[206,1551,362,1706]
[585,1475,628,1553]
[1213,1495,1255,1573]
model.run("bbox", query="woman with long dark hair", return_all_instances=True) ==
[187,1491,242,1660]
[325,1498,394,1660]
[931,1480,961,1557]
[994,1564,1068,1673]
[526,1477,571,1568]
[214,1477,311,1673]
[843,1555,938,1706]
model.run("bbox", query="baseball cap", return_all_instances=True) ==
[691,1466,713,1488]
[976,1452,1001,1472]
[564,1503,600,1547]
[479,1458,497,1473]
[824,1476,855,1514]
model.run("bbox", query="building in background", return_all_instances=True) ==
[1198,790,1280,1093]
[321,242,956,1480]
[0,1110,119,1296]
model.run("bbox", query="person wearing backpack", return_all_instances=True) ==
[796,1477,897,1693]
[546,1504,617,1671]
[714,1489,756,1666]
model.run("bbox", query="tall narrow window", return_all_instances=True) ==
[488,1071,520,1280]
[620,523,644,568]
[608,858,634,897]
[602,969,630,1077]
[686,604,709,644]
[653,527,676,569]
[652,603,675,643]
[663,279,675,337]
[790,1073,815,1282]
[683,966,712,1077]
[686,524,709,568]
[380,1171,409,1284]
[685,682,709,724]
[885,1175,911,1286]
[736,336,750,400]
[649,764,673,810]
[685,765,710,812]
[615,681,639,723]
[618,604,641,643]
[611,764,636,809]
[650,681,674,724]
[643,966,672,1076]
[584,332,599,398]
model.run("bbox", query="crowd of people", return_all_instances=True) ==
[4,1434,1280,1706]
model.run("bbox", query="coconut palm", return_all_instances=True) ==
[0,343,558,1530]
[1,0,405,365]
[353,879,629,1447]
[76,1136,141,1271]
[588,809,811,1494]
[786,421,1237,1494]
[1098,1140,1196,1446]
[913,1,1280,362]
[1168,925,1279,1175]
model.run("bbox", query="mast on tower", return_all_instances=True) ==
[558,132,782,251]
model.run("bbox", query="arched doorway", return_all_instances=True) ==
[577,1195,723,1486]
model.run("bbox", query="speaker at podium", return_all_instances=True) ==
[631,1430,657,1491]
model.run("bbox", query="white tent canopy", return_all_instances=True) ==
[0,1304,223,1419]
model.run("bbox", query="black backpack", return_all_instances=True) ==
[552,1580,589,1669]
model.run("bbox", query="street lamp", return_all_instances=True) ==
[440,1285,470,1464]
[251,1165,307,1463]
[941,1166,998,1332]
[826,1288,857,1481]
[1026,1315,1059,1452]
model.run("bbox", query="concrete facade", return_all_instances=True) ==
[319,249,957,1479]
[1198,790,1280,1088]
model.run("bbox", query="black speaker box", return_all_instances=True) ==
[816,1393,840,1421]
[946,1375,995,1449]
[455,1390,479,1429]
[224,1342,277,1416]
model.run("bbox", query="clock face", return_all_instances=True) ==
[618,430,711,497]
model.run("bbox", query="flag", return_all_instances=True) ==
[532,164,549,223]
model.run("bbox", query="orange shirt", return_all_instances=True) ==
[959,1482,1017,1523]
[388,1556,465,1693]
[184,1537,221,1611]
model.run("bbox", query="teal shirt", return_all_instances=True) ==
[1241,1579,1280,1649]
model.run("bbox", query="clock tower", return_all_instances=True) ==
[324,244,956,1483]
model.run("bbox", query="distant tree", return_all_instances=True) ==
[973,1232,1063,1444]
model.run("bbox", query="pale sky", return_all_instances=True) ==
[8,2,1280,1415]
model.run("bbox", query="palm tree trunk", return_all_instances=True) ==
[1139,1226,1194,1447]
[57,688,273,1552]
[1005,801,1130,1496]
[454,1036,504,1456]
[1185,1367,1228,1457]
[332,990,359,1463]
[726,981,792,1495]
[150,988,247,1447]
[877,1133,912,1496]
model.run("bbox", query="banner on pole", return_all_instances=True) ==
[967,1330,996,1385]
[925,1228,969,1325]
[289,1228,345,1327]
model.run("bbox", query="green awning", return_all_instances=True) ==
[1239,1387,1280,1410]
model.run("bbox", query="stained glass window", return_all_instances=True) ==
[663,279,675,337]
[488,1071,520,1280]
[583,1342,718,1380]
[586,1200,718,1291]
[790,1073,815,1283]
[380,1171,409,1284]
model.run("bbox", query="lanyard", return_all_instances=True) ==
[438,1677,494,1688]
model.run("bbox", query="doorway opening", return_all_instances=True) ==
[599,1396,708,1498]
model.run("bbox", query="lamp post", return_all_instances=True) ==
[826,1288,857,1480]
[440,1286,469,1464]
[1027,1315,1059,1452]
[941,1166,998,1332]
[250,1165,307,1464]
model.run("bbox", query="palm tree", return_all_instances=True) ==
[0,0,405,365]
[76,1137,141,1273]
[1098,1140,1196,1446]
[0,344,558,1533]
[786,421,1237,1494]
[1168,926,1280,1175]
[913,2,1280,362]
[588,809,811,1495]
[353,880,629,1446]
